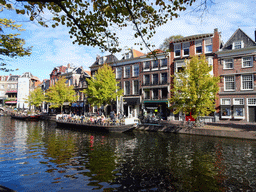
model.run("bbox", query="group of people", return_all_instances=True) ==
[56,110,125,126]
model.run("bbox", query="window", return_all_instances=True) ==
[208,57,213,76]
[133,80,139,95]
[233,107,244,119]
[233,41,243,50]
[242,75,253,90]
[152,74,158,85]
[144,90,150,99]
[183,42,190,56]
[99,57,103,64]
[242,56,253,68]
[153,89,158,99]
[195,40,202,54]
[161,88,168,99]
[144,61,150,70]
[160,59,167,68]
[144,75,150,85]
[223,59,233,69]
[117,82,121,91]
[224,76,235,91]
[221,107,231,118]
[124,81,130,95]
[221,98,231,105]
[205,38,212,53]
[133,64,139,77]
[233,98,244,105]
[152,60,158,69]
[175,61,185,72]
[248,98,256,105]
[1,84,3,89]
[174,44,181,57]
[116,67,122,79]
[124,66,130,78]
[161,73,167,84]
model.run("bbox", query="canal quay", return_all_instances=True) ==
[1,116,256,191]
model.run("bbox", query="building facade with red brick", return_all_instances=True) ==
[169,28,222,121]
[217,28,256,122]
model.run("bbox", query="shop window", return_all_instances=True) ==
[221,107,231,118]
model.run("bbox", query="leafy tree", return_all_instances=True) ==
[0,5,32,72]
[46,76,77,113]
[81,64,123,108]
[169,55,219,121]
[1,0,212,53]
[159,35,183,51]
[27,87,45,108]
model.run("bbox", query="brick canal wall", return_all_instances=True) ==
[136,122,256,140]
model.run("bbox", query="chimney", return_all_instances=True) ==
[255,29,256,42]
[214,28,218,34]
[67,63,70,68]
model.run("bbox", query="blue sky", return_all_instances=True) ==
[1,0,256,80]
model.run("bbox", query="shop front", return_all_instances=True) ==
[123,97,141,118]
[143,100,169,120]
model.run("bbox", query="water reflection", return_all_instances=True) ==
[0,116,256,191]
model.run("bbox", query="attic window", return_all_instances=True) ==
[233,41,243,50]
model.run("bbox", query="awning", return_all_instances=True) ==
[123,97,140,105]
[72,103,78,107]
[6,90,17,93]
[5,101,17,104]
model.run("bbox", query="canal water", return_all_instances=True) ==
[0,116,256,192]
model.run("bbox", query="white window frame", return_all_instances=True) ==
[233,107,245,119]
[160,59,167,69]
[220,98,231,119]
[152,60,158,70]
[241,74,253,90]
[224,76,235,91]
[183,42,190,57]
[116,67,122,79]
[247,98,256,106]
[133,80,139,95]
[195,40,202,54]
[223,58,233,69]
[152,74,158,85]
[233,98,244,105]
[124,66,130,78]
[143,61,150,71]
[205,38,213,53]
[242,56,253,68]
[174,43,181,57]
[233,41,244,50]
[132,64,139,77]
[175,61,185,73]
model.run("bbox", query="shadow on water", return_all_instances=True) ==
[1,116,256,191]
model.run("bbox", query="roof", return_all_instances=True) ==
[222,28,256,50]
[132,49,145,58]
[34,81,42,88]
[84,70,91,76]
[172,33,213,43]
[90,54,118,68]
[147,49,164,55]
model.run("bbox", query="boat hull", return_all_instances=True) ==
[11,115,41,120]
[56,120,136,133]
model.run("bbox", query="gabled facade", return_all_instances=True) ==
[5,74,19,107]
[169,28,222,121]
[60,66,91,114]
[49,65,68,86]
[0,76,9,107]
[217,28,256,122]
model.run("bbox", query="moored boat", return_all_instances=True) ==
[56,120,136,133]
[11,114,41,120]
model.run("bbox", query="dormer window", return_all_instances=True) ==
[174,44,181,57]
[99,57,103,64]
[233,41,243,50]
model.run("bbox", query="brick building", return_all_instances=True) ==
[169,28,222,121]
[217,28,256,122]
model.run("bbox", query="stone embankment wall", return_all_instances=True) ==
[136,122,256,140]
